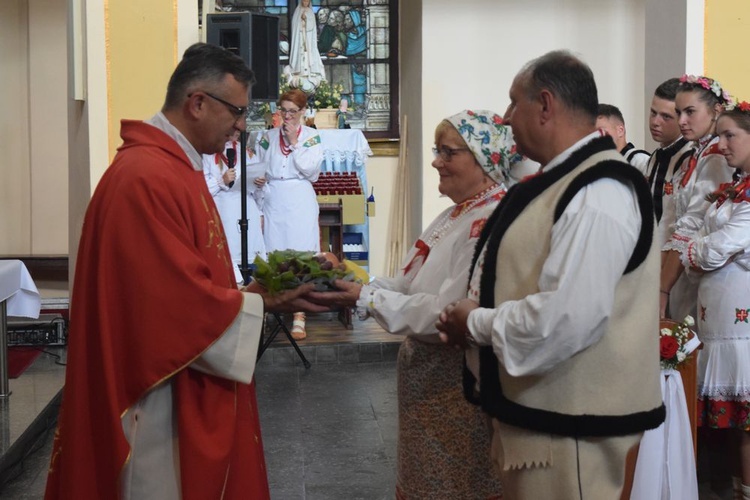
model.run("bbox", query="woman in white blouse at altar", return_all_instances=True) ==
[310,110,522,499]
[255,88,323,339]
[202,129,267,284]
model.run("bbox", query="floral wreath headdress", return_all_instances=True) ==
[679,74,736,108]
[724,100,750,113]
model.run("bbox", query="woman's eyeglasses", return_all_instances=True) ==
[431,146,471,163]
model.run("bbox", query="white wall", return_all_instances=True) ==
[420,0,647,227]
[0,1,31,254]
[0,0,69,256]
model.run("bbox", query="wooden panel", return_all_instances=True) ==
[0,256,69,282]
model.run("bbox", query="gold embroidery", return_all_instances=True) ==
[201,194,231,268]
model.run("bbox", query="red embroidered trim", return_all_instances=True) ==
[672,233,691,243]
[680,155,698,188]
[470,218,487,238]
[402,239,430,275]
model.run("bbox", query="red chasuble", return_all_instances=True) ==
[45,121,269,499]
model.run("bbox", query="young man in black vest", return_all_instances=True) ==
[437,50,665,499]
[644,78,695,248]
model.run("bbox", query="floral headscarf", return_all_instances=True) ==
[445,109,521,184]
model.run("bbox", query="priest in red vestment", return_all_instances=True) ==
[45,43,325,500]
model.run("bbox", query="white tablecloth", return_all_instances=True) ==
[317,129,373,172]
[0,260,41,318]
[630,369,699,500]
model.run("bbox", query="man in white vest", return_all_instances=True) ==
[437,50,665,499]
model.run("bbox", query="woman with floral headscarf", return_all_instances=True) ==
[660,75,736,322]
[312,110,520,499]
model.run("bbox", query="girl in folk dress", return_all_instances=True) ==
[202,129,267,284]
[311,110,523,499]
[681,105,750,500]
[660,75,736,322]
[256,89,323,339]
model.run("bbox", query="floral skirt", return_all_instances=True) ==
[395,336,502,500]
[698,398,750,430]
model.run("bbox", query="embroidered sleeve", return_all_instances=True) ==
[289,130,323,181]
[355,284,376,320]
[685,201,750,271]
[257,136,270,150]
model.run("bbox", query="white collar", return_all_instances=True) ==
[145,112,203,172]
[541,130,603,173]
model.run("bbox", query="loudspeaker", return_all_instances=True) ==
[206,12,280,102]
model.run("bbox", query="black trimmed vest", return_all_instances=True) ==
[464,136,666,438]
[645,138,694,222]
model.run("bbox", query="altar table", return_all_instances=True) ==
[0,260,41,397]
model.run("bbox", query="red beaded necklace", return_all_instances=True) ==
[279,126,302,157]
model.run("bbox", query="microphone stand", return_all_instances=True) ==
[238,130,251,285]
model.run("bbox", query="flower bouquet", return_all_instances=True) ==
[659,315,701,370]
[309,80,345,110]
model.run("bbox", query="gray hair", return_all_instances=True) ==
[518,50,598,124]
[163,43,255,111]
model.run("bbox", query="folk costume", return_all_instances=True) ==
[663,135,734,324]
[682,173,750,429]
[621,141,651,175]
[46,114,269,500]
[357,111,512,499]
[203,139,267,283]
[257,125,323,253]
[645,137,694,247]
[464,133,665,499]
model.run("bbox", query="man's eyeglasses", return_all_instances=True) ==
[193,91,248,119]
[279,107,302,116]
[431,146,471,163]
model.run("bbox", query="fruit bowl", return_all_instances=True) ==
[252,250,354,295]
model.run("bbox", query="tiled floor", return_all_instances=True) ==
[0,314,737,499]
[0,360,400,500]
[0,314,402,499]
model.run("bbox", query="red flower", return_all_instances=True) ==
[490,152,501,165]
[738,407,750,425]
[739,101,750,112]
[660,335,679,359]
[493,114,503,125]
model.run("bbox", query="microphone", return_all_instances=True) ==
[226,147,236,188]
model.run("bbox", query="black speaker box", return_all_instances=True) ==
[206,12,280,102]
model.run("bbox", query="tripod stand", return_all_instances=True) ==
[256,313,311,369]
[235,130,311,369]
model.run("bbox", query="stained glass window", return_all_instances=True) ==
[214,0,398,139]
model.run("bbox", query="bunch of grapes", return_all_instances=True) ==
[252,250,353,295]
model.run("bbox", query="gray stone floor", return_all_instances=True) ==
[0,360,399,500]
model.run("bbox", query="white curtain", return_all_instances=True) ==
[385,114,411,277]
